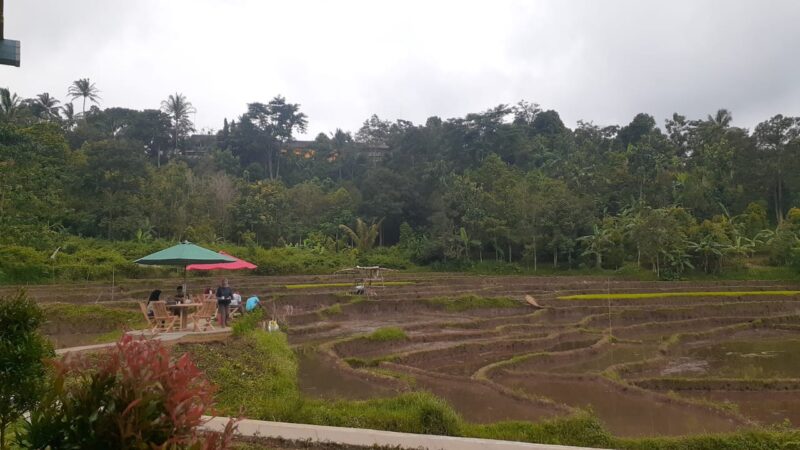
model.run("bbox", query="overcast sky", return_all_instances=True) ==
[2,0,799,137]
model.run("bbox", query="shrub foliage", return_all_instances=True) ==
[19,335,233,450]
[0,292,53,449]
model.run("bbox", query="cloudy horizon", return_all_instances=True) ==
[2,0,799,137]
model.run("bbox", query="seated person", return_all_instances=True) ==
[167,285,183,315]
[146,289,161,317]
[245,296,261,312]
[230,290,243,314]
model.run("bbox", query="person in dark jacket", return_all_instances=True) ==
[216,278,233,327]
[146,289,161,317]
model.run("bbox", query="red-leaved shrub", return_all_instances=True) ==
[19,334,235,449]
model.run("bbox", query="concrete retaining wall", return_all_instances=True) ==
[201,416,609,450]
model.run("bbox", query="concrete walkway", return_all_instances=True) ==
[201,416,610,450]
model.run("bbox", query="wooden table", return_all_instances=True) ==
[167,303,202,330]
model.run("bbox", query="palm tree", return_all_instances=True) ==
[0,88,21,122]
[160,93,196,154]
[61,102,76,129]
[67,78,101,115]
[339,218,383,252]
[36,93,61,120]
[707,109,733,128]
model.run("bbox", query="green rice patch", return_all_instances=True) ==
[285,281,414,289]
[425,295,521,311]
[365,326,407,342]
[558,291,800,301]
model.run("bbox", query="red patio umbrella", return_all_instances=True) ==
[186,251,257,271]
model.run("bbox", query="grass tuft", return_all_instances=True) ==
[365,327,407,342]
[285,281,414,290]
[558,291,800,301]
[319,303,343,316]
[424,295,520,312]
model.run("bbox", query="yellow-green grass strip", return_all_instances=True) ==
[285,281,414,289]
[558,290,800,300]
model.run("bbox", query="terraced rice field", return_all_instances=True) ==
[10,273,800,438]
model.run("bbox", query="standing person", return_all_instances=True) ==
[216,278,233,327]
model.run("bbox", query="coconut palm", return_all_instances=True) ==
[36,93,61,120]
[67,78,101,115]
[339,218,383,252]
[160,92,196,154]
[61,102,76,129]
[0,88,21,121]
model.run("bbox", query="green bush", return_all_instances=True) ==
[0,292,53,449]
[0,246,49,282]
[366,327,407,342]
[464,410,614,448]
[617,428,800,450]
[20,335,233,449]
[298,392,462,436]
[232,308,265,337]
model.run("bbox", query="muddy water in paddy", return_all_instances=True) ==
[297,353,395,400]
[681,390,800,426]
[674,337,800,378]
[551,343,659,373]
[646,332,800,379]
[408,372,560,423]
[494,374,739,437]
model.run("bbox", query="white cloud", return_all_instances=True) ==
[2,0,799,136]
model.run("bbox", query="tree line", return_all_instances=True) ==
[2,80,800,278]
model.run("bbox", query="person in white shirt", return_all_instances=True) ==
[230,290,243,315]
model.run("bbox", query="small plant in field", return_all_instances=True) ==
[0,291,53,450]
[366,327,407,342]
[320,303,343,316]
[19,335,234,449]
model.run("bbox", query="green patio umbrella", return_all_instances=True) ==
[134,241,236,294]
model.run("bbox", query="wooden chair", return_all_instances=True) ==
[190,300,217,332]
[138,301,156,329]
[151,301,178,333]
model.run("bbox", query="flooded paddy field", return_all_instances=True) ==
[14,274,800,438]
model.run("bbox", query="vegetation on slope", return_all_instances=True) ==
[178,325,800,449]
[4,97,800,283]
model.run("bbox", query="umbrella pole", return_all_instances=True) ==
[183,266,187,299]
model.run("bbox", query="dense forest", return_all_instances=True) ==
[2,79,800,281]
